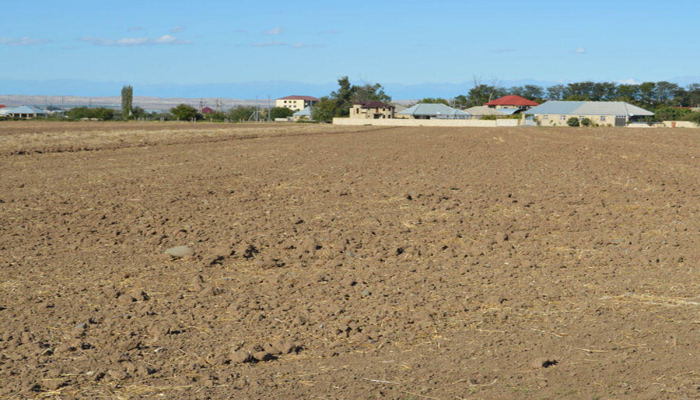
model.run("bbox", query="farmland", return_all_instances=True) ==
[1,121,700,399]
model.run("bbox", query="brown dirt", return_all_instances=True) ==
[1,121,700,399]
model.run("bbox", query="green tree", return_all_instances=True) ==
[321,76,392,117]
[66,107,115,121]
[269,107,294,120]
[311,96,337,123]
[638,82,657,107]
[121,85,133,121]
[354,82,391,103]
[453,95,469,109]
[418,98,450,105]
[683,111,700,126]
[580,117,593,127]
[616,84,640,102]
[170,104,199,121]
[228,106,257,122]
[546,84,565,100]
[566,117,580,127]
[468,84,505,106]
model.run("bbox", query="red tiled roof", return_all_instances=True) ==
[0,105,6,109]
[484,95,539,107]
[202,107,215,114]
[356,100,394,109]
[278,95,320,101]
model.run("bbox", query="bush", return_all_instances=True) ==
[170,104,200,121]
[580,118,592,127]
[269,107,294,120]
[682,111,700,125]
[66,107,116,121]
[228,106,257,122]
[566,117,580,127]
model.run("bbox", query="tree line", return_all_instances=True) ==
[418,81,700,110]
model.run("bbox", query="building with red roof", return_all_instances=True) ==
[484,95,539,112]
[202,106,215,114]
[276,95,320,111]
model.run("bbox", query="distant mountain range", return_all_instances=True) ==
[2,77,699,108]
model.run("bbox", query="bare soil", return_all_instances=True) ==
[1,121,700,399]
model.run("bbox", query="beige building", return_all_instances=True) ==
[276,95,319,111]
[526,101,654,126]
[350,101,395,119]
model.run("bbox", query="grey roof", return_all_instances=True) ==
[293,106,312,117]
[4,105,47,115]
[464,106,504,116]
[526,101,653,117]
[398,103,470,117]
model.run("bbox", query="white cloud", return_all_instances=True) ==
[253,41,287,47]
[80,35,191,46]
[575,47,587,54]
[253,41,321,49]
[263,26,283,35]
[292,43,323,48]
[170,26,185,33]
[616,78,641,85]
[117,37,149,46]
[0,36,50,46]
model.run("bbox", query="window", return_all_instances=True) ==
[543,115,548,120]
[560,115,566,121]
[601,116,606,122]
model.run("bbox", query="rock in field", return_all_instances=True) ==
[165,246,195,258]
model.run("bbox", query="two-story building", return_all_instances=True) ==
[350,101,395,119]
[276,96,320,111]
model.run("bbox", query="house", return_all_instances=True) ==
[463,106,510,119]
[525,101,654,126]
[484,95,539,112]
[350,101,395,119]
[292,106,313,121]
[398,103,470,119]
[1,105,47,119]
[276,95,320,111]
[202,107,215,114]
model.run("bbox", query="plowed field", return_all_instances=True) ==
[1,121,700,399]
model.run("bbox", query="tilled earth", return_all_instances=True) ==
[1,121,700,399]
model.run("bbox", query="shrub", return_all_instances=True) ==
[269,107,294,120]
[580,118,592,127]
[682,111,700,125]
[66,107,116,121]
[170,104,200,121]
[567,117,580,127]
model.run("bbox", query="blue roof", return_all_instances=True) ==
[398,103,470,117]
[293,106,312,117]
[6,105,47,114]
[526,101,653,116]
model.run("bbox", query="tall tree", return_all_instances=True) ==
[418,98,450,105]
[546,85,565,100]
[121,85,133,121]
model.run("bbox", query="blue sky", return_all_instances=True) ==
[1,0,699,98]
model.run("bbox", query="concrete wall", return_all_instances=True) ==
[333,118,520,127]
[664,121,699,128]
[537,114,620,127]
